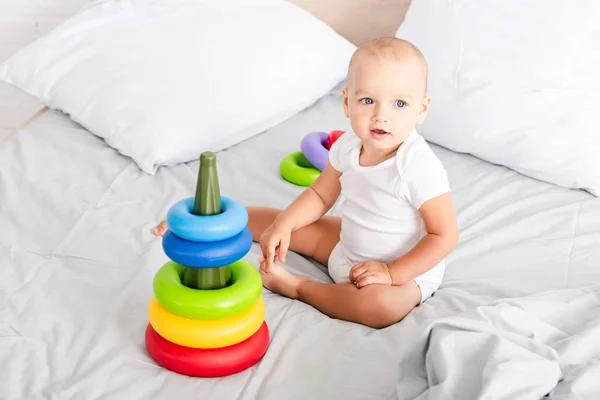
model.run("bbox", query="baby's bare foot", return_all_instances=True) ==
[259,262,309,300]
[152,220,168,237]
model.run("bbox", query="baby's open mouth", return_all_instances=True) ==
[370,129,390,137]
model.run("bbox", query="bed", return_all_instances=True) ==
[1,88,599,399]
[2,1,600,399]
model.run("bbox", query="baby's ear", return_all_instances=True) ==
[342,87,350,118]
[417,96,431,124]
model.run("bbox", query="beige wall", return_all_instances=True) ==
[291,0,410,45]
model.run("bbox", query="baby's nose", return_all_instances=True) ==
[372,110,388,123]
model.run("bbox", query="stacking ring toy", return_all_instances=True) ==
[145,322,270,377]
[162,227,252,268]
[148,296,265,348]
[280,152,321,186]
[146,151,270,377]
[166,196,248,242]
[300,131,329,171]
[153,260,262,319]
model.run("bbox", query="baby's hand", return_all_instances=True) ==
[259,222,291,272]
[349,261,392,288]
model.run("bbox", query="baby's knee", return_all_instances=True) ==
[359,291,405,329]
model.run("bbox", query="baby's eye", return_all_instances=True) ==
[394,100,406,108]
[360,98,374,105]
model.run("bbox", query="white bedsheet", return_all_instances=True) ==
[1,93,599,399]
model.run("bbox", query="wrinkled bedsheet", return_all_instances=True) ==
[1,93,599,399]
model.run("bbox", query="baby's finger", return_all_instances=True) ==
[266,241,278,270]
[348,262,365,282]
[355,273,377,288]
[260,241,268,259]
[352,269,370,285]
[278,238,290,263]
[261,240,273,266]
[258,247,270,271]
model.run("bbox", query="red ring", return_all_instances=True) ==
[145,321,269,377]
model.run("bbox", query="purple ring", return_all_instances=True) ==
[300,131,329,171]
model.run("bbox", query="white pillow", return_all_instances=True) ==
[0,0,356,174]
[397,0,600,196]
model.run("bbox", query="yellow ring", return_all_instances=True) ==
[148,295,265,349]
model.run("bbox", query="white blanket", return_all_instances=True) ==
[399,286,600,399]
[1,93,599,399]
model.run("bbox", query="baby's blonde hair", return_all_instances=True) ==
[348,37,428,95]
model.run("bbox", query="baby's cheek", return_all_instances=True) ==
[399,111,419,126]
[349,115,367,131]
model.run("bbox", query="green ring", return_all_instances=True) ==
[280,151,321,186]
[153,260,262,320]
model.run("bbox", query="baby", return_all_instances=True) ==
[154,38,458,329]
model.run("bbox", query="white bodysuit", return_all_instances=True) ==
[328,128,451,302]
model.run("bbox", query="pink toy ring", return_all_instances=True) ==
[300,131,329,171]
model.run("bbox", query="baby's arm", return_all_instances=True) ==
[259,162,341,269]
[276,162,342,231]
[387,193,458,285]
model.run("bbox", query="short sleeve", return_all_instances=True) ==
[328,130,355,173]
[400,149,450,210]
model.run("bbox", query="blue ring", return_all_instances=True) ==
[166,196,248,242]
[162,227,253,268]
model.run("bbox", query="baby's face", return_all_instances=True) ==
[343,55,430,152]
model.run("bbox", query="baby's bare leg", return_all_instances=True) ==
[248,206,420,328]
[297,281,421,328]
[247,206,340,265]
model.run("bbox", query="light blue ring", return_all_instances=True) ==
[167,196,248,242]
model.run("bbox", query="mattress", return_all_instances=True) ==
[1,92,599,400]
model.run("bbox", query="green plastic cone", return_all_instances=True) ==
[193,152,222,216]
[182,152,232,290]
